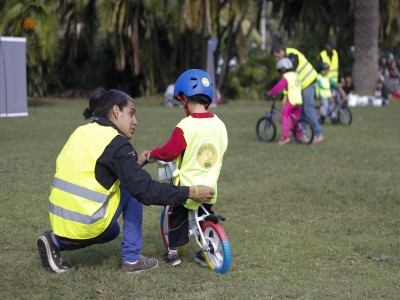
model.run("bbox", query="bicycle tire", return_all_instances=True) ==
[201,221,231,273]
[256,117,276,142]
[293,118,314,144]
[338,106,352,125]
[160,206,187,256]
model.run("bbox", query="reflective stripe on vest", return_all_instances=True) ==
[50,177,111,224]
[286,48,317,90]
[49,202,107,224]
[320,49,339,83]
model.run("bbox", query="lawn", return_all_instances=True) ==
[0,97,399,299]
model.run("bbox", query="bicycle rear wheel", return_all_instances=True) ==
[338,106,352,125]
[160,206,187,256]
[293,118,314,144]
[256,117,276,142]
[201,221,231,273]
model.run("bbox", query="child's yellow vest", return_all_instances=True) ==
[174,115,228,210]
[282,71,302,105]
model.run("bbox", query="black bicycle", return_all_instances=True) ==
[256,100,314,144]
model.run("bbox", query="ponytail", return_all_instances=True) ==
[83,87,106,119]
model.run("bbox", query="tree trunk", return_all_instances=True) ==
[352,0,379,95]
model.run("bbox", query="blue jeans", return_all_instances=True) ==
[301,82,322,137]
[53,186,143,263]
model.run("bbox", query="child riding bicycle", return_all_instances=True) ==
[316,62,342,124]
[147,69,228,267]
[268,58,303,145]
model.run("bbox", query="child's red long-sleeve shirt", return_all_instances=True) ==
[150,112,214,161]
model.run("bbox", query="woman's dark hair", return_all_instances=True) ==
[83,87,133,119]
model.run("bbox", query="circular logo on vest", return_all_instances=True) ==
[202,77,210,87]
[197,142,218,170]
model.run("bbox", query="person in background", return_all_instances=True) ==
[37,87,214,274]
[163,83,175,107]
[341,74,355,101]
[267,58,303,145]
[271,43,324,144]
[316,63,342,124]
[318,38,339,84]
[147,69,228,267]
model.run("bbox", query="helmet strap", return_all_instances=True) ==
[176,94,191,116]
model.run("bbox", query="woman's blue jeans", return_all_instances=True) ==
[54,186,143,263]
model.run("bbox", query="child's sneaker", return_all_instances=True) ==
[313,135,324,144]
[164,253,181,267]
[278,137,290,145]
[194,251,207,267]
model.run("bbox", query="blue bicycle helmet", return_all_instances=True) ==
[174,69,214,102]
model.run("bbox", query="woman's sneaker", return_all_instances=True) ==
[37,230,68,273]
[122,256,158,273]
[194,251,207,267]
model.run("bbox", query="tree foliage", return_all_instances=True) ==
[0,0,398,98]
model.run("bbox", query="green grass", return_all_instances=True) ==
[1,97,400,299]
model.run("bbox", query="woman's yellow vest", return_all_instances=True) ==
[282,71,302,105]
[286,48,318,90]
[315,74,332,99]
[320,49,339,83]
[173,115,228,210]
[49,123,121,240]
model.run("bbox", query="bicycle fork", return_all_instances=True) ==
[189,208,211,252]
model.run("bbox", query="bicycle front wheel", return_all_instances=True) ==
[201,221,231,273]
[256,117,276,142]
[338,107,352,125]
[294,118,314,144]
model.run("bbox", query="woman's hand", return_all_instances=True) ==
[189,185,215,203]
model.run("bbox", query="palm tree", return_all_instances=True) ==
[352,0,379,94]
[0,0,59,96]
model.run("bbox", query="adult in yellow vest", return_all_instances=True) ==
[148,69,228,267]
[37,88,215,274]
[271,44,324,143]
[318,38,339,83]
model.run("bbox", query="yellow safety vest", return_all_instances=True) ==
[282,71,302,105]
[286,48,318,90]
[49,123,121,239]
[316,74,332,99]
[320,49,339,83]
[173,116,228,210]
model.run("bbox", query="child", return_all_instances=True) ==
[148,69,228,267]
[268,57,303,145]
[315,62,341,124]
